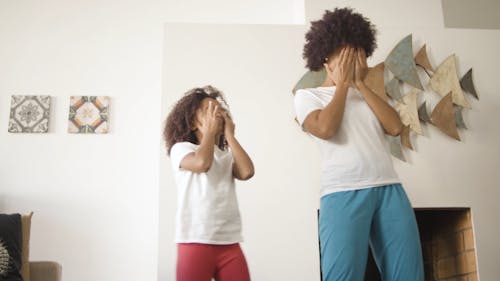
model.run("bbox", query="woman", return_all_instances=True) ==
[164,86,254,281]
[294,8,424,281]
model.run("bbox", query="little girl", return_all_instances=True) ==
[164,86,254,281]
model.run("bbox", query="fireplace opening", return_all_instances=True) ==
[363,208,479,281]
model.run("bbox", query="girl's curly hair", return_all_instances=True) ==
[303,7,377,71]
[164,85,230,155]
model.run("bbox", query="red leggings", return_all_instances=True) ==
[177,243,250,281]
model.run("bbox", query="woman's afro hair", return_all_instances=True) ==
[303,7,377,71]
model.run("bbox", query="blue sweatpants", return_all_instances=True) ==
[319,184,424,281]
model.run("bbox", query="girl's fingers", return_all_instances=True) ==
[357,48,363,64]
[342,47,352,69]
[339,47,348,65]
[356,49,362,67]
[323,63,332,75]
[207,101,219,120]
[338,47,345,62]
[354,51,358,66]
[352,49,358,68]
[213,105,219,117]
[207,100,213,116]
[343,47,349,61]
[359,48,367,66]
[348,47,355,63]
[342,47,352,72]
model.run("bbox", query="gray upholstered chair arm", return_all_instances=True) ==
[29,261,62,281]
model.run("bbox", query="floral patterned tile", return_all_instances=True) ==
[8,95,51,133]
[68,96,109,134]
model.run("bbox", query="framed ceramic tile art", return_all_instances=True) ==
[68,96,109,134]
[8,95,51,133]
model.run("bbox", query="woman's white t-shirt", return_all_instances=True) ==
[170,142,242,244]
[294,86,400,198]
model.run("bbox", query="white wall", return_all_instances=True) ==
[162,0,305,25]
[160,0,500,280]
[0,1,303,281]
[0,1,166,280]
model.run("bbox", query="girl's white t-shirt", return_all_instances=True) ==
[170,142,242,244]
[294,86,400,198]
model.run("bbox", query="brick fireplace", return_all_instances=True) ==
[363,208,479,281]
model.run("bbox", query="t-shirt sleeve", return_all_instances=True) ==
[170,142,197,171]
[294,89,323,126]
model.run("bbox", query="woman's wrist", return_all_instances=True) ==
[335,82,350,94]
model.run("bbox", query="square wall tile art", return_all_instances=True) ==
[8,95,51,133]
[68,96,109,134]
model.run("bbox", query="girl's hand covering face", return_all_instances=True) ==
[324,46,355,87]
[354,48,368,87]
[198,100,222,137]
[222,110,235,138]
